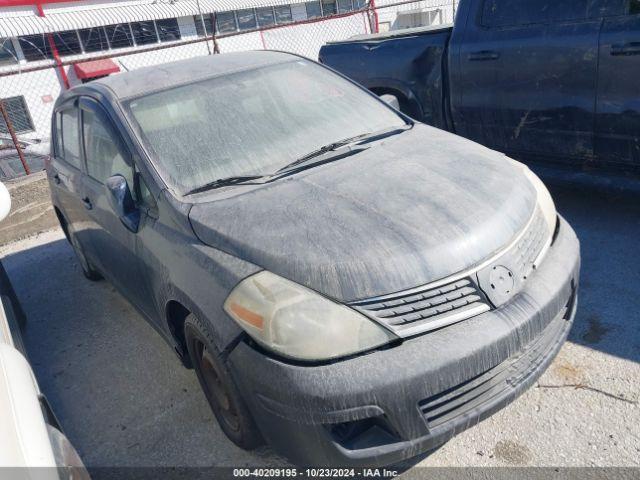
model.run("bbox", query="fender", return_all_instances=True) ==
[361,77,425,121]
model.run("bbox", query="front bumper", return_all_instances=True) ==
[227,215,580,467]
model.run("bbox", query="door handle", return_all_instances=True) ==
[610,42,640,56]
[82,197,93,210]
[468,50,500,61]
[53,174,61,185]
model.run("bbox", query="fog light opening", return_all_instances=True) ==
[328,415,400,451]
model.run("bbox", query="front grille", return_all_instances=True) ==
[350,208,551,338]
[418,291,574,429]
[477,207,550,306]
[349,277,490,337]
[512,207,549,279]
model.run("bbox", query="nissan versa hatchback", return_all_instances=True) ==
[47,51,580,467]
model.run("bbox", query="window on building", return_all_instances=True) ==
[0,96,34,134]
[0,38,17,66]
[353,0,366,9]
[82,107,132,185]
[305,1,322,18]
[18,34,53,61]
[157,18,181,42]
[256,7,276,27]
[322,0,338,15]
[53,30,82,56]
[216,12,238,33]
[237,9,258,30]
[274,5,294,23]
[79,27,109,52]
[60,108,81,169]
[131,21,158,45]
[105,24,133,49]
[337,0,354,13]
[193,15,215,36]
[482,0,590,27]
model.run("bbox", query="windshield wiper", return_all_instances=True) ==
[276,133,372,173]
[185,175,264,195]
[275,125,413,174]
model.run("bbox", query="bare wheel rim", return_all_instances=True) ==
[195,340,241,432]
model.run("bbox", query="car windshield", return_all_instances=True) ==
[124,58,406,195]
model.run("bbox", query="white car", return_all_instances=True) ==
[0,181,89,479]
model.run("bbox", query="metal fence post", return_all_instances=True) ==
[196,0,212,55]
[0,99,30,176]
[368,0,380,33]
[211,12,221,54]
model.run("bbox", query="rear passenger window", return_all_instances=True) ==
[61,109,81,169]
[54,113,63,158]
[482,0,590,27]
[82,106,133,187]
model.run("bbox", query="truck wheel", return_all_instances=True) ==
[184,313,264,450]
[69,231,102,281]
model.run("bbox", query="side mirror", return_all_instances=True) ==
[105,175,140,233]
[380,94,400,110]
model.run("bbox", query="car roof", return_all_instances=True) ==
[72,50,297,101]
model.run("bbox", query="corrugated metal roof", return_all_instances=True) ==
[0,0,302,37]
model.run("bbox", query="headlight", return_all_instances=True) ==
[508,158,556,233]
[224,271,397,361]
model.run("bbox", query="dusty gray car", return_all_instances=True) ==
[47,51,580,467]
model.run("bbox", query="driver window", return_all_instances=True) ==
[82,106,134,188]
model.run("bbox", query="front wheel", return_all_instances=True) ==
[184,313,263,450]
[69,230,102,281]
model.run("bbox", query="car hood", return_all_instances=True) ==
[189,125,537,302]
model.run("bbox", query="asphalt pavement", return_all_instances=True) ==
[1,172,638,471]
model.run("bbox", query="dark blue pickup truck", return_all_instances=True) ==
[320,0,640,173]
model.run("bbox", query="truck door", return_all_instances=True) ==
[596,0,640,170]
[450,0,601,165]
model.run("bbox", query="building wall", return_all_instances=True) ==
[1,0,451,144]
[1,3,377,143]
[376,0,455,31]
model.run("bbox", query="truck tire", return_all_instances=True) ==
[184,313,264,450]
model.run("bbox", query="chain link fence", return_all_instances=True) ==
[0,0,456,180]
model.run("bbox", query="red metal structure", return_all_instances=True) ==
[0,0,83,6]
[73,59,120,80]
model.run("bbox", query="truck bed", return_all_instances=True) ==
[327,23,453,44]
[319,25,453,128]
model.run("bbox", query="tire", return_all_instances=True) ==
[69,230,102,281]
[184,313,264,450]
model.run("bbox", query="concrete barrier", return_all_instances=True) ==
[0,172,57,246]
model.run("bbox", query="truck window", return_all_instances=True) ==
[482,0,591,27]
[630,0,640,14]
